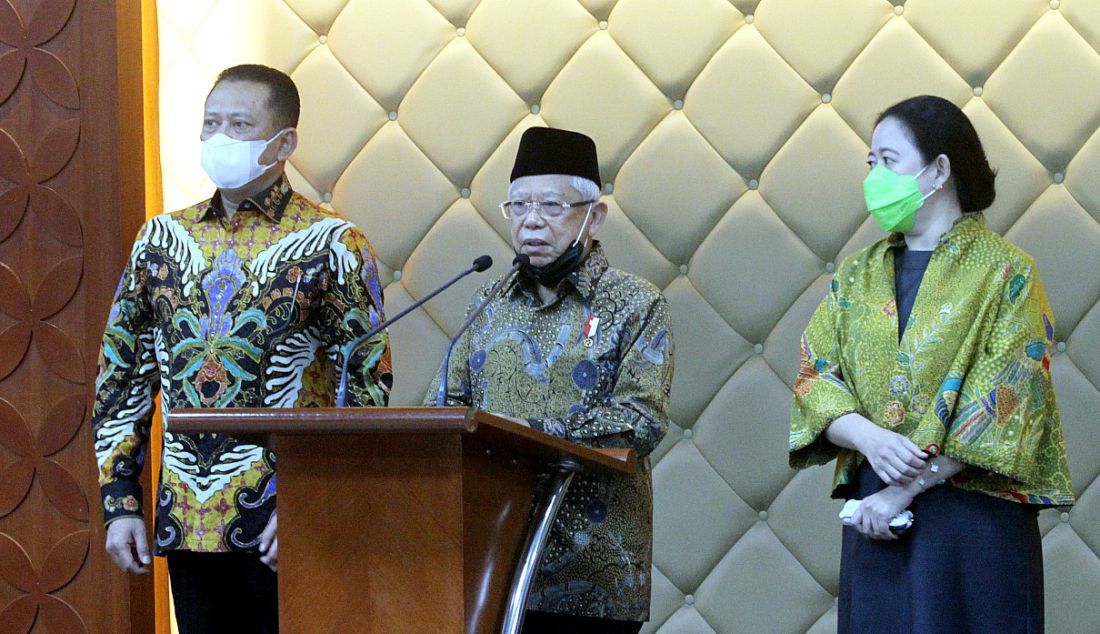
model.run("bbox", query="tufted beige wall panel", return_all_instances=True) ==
[157,2,1100,632]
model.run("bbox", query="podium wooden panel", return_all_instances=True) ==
[168,407,635,633]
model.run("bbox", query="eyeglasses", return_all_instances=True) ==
[499,199,597,220]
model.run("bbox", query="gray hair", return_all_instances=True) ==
[569,176,601,201]
[508,176,602,202]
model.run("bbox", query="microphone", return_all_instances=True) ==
[335,255,494,407]
[434,254,529,406]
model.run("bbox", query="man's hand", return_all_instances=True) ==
[105,517,151,574]
[259,511,278,572]
[851,486,914,541]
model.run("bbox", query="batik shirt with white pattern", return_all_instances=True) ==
[93,175,391,553]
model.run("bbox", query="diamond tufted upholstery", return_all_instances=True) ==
[156,2,1100,632]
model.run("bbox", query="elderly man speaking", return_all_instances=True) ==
[426,127,673,633]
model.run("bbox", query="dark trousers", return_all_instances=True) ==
[521,610,644,634]
[166,551,278,634]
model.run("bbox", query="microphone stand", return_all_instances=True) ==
[434,255,529,407]
[335,255,492,407]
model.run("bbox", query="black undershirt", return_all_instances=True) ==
[894,246,933,340]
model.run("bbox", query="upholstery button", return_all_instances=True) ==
[393,270,402,281]
[825,262,835,273]
[1056,341,1066,353]
[1053,172,1065,184]
[758,510,768,521]
[673,99,684,110]
[684,594,695,605]
[599,20,608,30]
[973,86,983,97]
[1060,512,1070,522]
[894,5,904,15]
[1050,0,1060,8]
[460,187,471,198]
[319,35,328,45]
[679,264,689,275]
[388,111,398,121]
[530,104,541,114]
[603,183,614,194]
[754,343,764,354]
[744,14,754,24]
[683,428,694,440]
[323,192,333,203]
[747,178,758,189]
[457,27,466,36]
[821,93,832,104]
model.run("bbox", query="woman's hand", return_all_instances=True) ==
[825,413,928,486]
[851,486,914,541]
[859,425,928,486]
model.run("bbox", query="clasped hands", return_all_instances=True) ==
[849,425,929,541]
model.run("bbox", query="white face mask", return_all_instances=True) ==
[200,128,290,190]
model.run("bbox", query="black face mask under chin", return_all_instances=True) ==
[518,238,586,288]
[518,205,593,288]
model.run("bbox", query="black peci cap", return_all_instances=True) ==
[510,127,601,186]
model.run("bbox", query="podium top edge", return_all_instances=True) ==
[166,406,636,475]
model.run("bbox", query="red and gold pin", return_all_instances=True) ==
[583,316,600,348]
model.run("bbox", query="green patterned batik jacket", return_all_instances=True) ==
[790,215,1073,506]
[425,243,673,622]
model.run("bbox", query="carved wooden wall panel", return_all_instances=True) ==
[0,0,149,632]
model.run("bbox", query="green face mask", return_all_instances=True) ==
[862,163,933,233]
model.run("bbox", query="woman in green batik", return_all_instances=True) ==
[789,95,1073,633]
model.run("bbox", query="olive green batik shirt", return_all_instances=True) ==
[425,243,673,622]
[790,214,1073,506]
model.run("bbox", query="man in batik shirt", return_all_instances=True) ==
[93,65,391,633]
[426,127,673,634]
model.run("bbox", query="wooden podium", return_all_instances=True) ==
[167,407,635,633]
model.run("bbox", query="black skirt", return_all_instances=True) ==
[838,461,1044,634]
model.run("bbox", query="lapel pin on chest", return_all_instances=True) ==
[583,315,599,348]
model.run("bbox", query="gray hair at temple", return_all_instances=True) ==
[568,176,601,202]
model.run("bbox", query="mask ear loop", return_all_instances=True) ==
[571,203,595,248]
[258,128,294,169]
[920,182,943,202]
[914,163,943,202]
